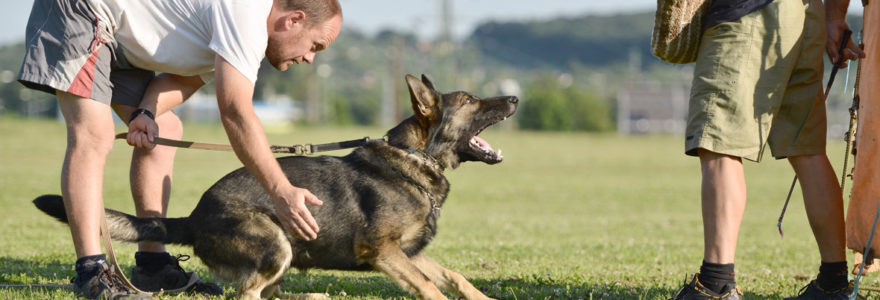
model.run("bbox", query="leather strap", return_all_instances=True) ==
[99,212,200,295]
[115,133,380,155]
[99,211,153,295]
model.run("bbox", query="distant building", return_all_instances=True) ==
[174,93,303,124]
[616,85,689,135]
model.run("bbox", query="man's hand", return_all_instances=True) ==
[127,114,158,149]
[826,21,865,67]
[271,184,324,240]
[825,0,865,67]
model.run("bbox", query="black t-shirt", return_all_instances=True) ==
[703,0,774,30]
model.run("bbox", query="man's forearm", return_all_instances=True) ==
[214,55,289,194]
[219,106,290,194]
[825,0,850,22]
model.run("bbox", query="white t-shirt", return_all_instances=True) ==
[89,0,272,84]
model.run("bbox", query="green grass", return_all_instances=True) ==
[1,117,877,299]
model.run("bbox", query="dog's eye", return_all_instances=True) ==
[464,97,477,104]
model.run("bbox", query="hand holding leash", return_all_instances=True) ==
[126,109,158,149]
[826,24,864,68]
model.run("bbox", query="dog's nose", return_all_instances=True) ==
[508,96,519,104]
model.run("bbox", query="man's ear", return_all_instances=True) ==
[285,10,307,30]
[406,74,437,124]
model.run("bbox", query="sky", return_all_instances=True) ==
[2,0,655,46]
[1,0,866,46]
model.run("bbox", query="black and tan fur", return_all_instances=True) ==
[34,74,518,299]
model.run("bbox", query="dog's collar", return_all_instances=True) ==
[406,148,444,171]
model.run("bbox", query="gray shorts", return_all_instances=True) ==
[17,0,154,106]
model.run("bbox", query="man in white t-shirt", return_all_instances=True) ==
[18,0,342,298]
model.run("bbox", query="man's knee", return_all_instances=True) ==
[156,111,183,139]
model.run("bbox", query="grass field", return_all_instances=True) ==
[1,117,876,299]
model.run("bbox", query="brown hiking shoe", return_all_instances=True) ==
[670,274,743,300]
[130,254,222,296]
[72,262,151,300]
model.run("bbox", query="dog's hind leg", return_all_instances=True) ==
[194,214,292,300]
[357,241,447,300]
[410,254,495,300]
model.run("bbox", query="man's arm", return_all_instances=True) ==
[127,73,205,148]
[213,55,323,241]
[825,0,865,66]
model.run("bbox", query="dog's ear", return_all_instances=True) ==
[406,74,437,124]
[420,74,437,91]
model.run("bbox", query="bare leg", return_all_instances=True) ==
[410,253,494,300]
[57,91,116,258]
[789,154,846,262]
[698,150,747,264]
[131,110,182,252]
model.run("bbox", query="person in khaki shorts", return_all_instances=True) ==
[670,0,865,299]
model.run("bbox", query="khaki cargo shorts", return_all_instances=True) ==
[685,0,828,162]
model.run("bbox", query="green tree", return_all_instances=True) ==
[519,81,571,131]
[518,75,613,132]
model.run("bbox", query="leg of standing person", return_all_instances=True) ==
[791,155,849,287]
[110,72,220,294]
[57,91,115,261]
[56,91,151,299]
[697,150,745,294]
[16,0,150,297]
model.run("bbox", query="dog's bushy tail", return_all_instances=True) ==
[33,194,194,245]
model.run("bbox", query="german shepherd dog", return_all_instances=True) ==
[34,74,518,299]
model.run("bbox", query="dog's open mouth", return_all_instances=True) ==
[464,117,507,164]
[469,135,501,162]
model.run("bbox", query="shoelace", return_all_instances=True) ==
[169,254,191,274]
[96,268,136,295]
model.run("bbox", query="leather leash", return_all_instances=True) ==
[115,133,382,155]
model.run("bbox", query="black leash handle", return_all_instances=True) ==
[825,29,852,99]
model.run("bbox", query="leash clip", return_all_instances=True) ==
[294,144,314,155]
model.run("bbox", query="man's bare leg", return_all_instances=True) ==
[57,91,116,258]
[699,150,747,264]
[131,111,182,252]
[788,154,846,261]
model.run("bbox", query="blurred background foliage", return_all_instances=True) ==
[0,12,864,132]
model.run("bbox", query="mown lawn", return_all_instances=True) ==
[0,117,876,299]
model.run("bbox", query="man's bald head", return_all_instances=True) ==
[278,0,342,27]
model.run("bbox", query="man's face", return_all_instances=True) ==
[267,13,342,71]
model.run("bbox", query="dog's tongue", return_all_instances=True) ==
[471,136,502,157]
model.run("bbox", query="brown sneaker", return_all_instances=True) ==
[670,274,743,300]
[130,254,222,296]
[72,261,152,300]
